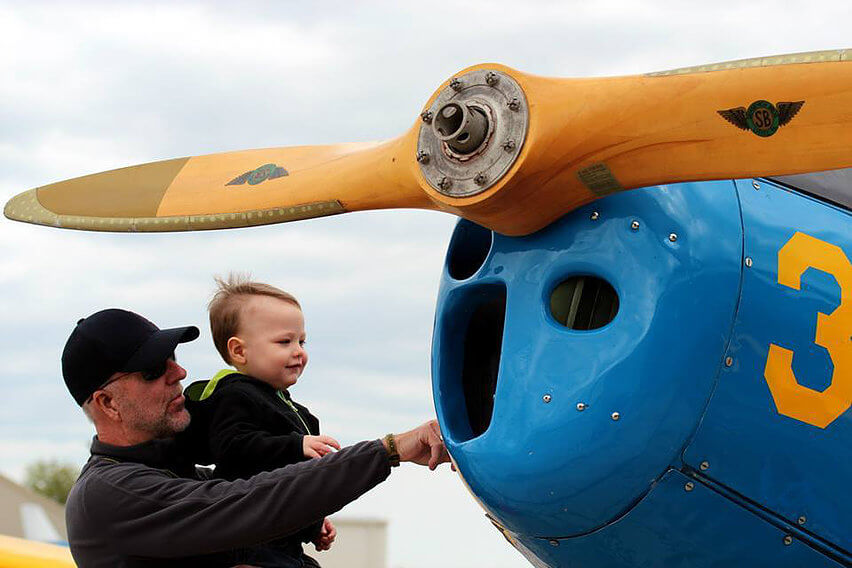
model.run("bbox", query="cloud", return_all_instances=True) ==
[2,1,851,566]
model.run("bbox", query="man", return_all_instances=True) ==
[62,308,450,567]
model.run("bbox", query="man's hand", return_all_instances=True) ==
[303,435,341,459]
[312,518,337,551]
[386,420,450,470]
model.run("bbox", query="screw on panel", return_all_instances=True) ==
[752,180,761,190]
[507,98,521,111]
[669,233,678,242]
[485,71,499,86]
[502,139,517,152]
[700,461,709,471]
[631,220,640,230]
[438,177,453,190]
[745,257,753,267]
[549,539,559,547]
[576,402,587,411]
[590,211,600,221]
[416,151,430,164]
[450,78,463,91]
[543,394,552,403]
[797,516,807,525]
[474,172,488,186]
[725,356,733,367]
[421,111,433,124]
[611,412,620,421]
[684,482,695,492]
[783,535,793,546]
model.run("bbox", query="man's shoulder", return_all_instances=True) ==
[67,457,160,520]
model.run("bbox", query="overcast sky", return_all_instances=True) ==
[1,2,850,567]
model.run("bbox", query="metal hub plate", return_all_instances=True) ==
[417,69,528,198]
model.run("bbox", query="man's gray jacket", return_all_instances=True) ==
[66,436,391,567]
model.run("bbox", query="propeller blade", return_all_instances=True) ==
[446,49,852,234]
[4,137,435,232]
[5,49,851,236]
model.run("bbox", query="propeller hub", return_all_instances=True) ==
[418,69,528,198]
[432,102,490,155]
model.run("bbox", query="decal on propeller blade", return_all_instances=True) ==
[717,100,804,137]
[577,162,623,196]
[226,163,289,186]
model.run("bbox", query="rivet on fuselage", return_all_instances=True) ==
[783,535,793,546]
[685,482,694,492]
[798,516,807,525]
[745,257,753,267]
[590,211,600,221]
[543,394,552,403]
[611,411,620,421]
[752,180,760,190]
[576,402,586,411]
[668,233,678,242]
[630,220,640,230]
[700,461,709,471]
[549,539,559,547]
[725,356,733,367]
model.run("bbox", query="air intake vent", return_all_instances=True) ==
[461,286,506,438]
[550,276,619,330]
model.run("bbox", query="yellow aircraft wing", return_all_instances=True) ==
[0,535,75,568]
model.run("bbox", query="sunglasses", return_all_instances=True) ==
[86,354,176,404]
[101,353,176,388]
[138,353,177,381]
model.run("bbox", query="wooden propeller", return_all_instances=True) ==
[5,49,851,236]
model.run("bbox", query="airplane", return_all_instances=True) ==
[3,48,850,567]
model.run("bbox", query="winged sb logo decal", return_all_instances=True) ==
[717,100,805,137]
[227,163,289,186]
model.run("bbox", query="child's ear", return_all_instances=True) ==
[227,336,246,365]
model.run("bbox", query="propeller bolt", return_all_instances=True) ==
[438,177,453,190]
[543,394,552,403]
[502,139,516,152]
[783,535,793,546]
[590,211,600,221]
[474,172,488,186]
[685,482,695,492]
[485,71,500,86]
[416,151,430,164]
[420,111,433,124]
[507,98,521,111]
[450,78,463,91]
[611,411,620,421]
[631,220,640,230]
[669,233,678,242]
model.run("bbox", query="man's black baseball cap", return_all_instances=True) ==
[62,309,199,405]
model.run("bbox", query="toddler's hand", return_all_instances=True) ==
[312,518,337,551]
[303,435,340,458]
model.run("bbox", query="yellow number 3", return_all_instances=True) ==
[764,232,852,428]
